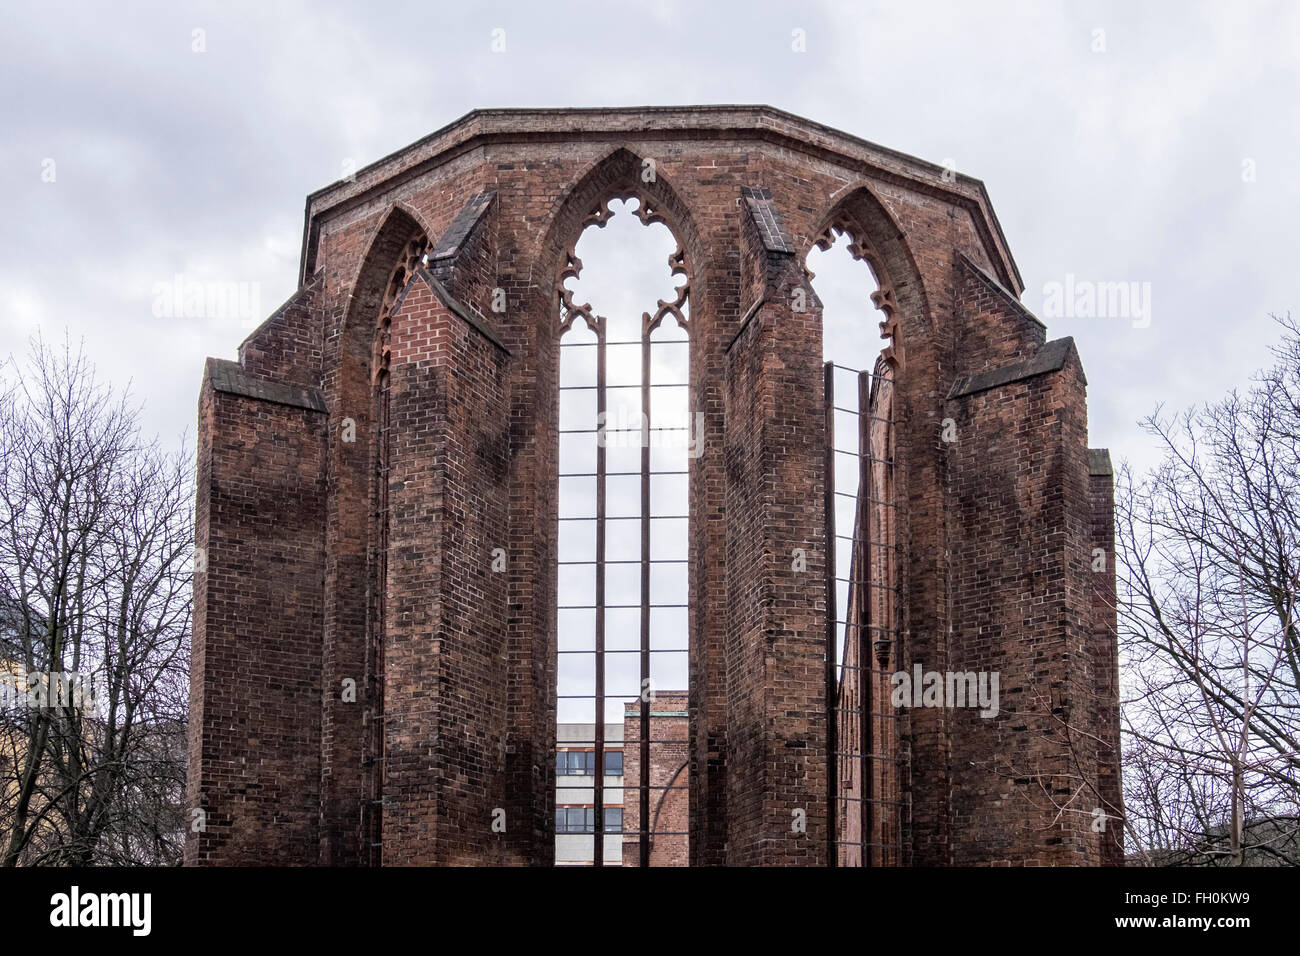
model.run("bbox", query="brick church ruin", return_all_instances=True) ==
[187,106,1122,866]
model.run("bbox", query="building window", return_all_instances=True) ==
[555,808,589,833]
[555,807,624,833]
[556,749,624,776]
[557,751,590,776]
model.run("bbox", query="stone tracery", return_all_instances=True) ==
[558,194,691,338]
[812,215,902,370]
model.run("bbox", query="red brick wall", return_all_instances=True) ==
[239,275,323,389]
[724,236,831,865]
[622,693,689,867]
[378,273,511,864]
[322,208,429,866]
[1090,456,1124,865]
[186,368,328,864]
[944,334,1099,864]
[191,107,1117,866]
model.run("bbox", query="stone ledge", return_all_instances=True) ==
[206,358,327,412]
[946,337,1078,399]
[741,185,795,255]
[429,189,495,263]
[1088,448,1114,476]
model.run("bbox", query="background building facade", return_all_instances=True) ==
[555,722,623,866]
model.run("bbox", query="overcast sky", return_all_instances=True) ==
[3,0,1296,473]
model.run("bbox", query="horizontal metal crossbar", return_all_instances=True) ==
[834,577,900,591]
[559,559,687,565]
[551,831,692,837]
[834,537,900,548]
[832,492,898,508]
[558,603,688,609]
[557,648,687,655]
[561,340,688,348]
[833,449,895,464]
[557,741,690,747]
[832,411,897,426]
[827,361,894,378]
[559,515,689,522]
[560,471,688,477]
[558,383,686,391]
[557,785,688,793]
[559,427,690,434]
[559,694,690,700]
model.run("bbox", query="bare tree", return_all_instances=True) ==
[1117,314,1300,865]
[0,334,191,866]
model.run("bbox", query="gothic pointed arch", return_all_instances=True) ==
[537,146,706,867]
[538,146,707,317]
[804,184,930,372]
[804,183,924,867]
[319,202,431,866]
[341,204,432,349]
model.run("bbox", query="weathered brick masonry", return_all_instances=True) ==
[621,692,690,867]
[187,106,1121,866]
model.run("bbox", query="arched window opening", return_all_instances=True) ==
[363,227,429,869]
[807,222,902,868]
[555,197,690,867]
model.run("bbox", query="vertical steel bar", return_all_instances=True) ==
[823,361,838,868]
[858,369,873,868]
[640,322,652,866]
[593,324,606,867]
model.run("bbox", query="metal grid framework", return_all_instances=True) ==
[825,358,906,867]
[556,205,691,866]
